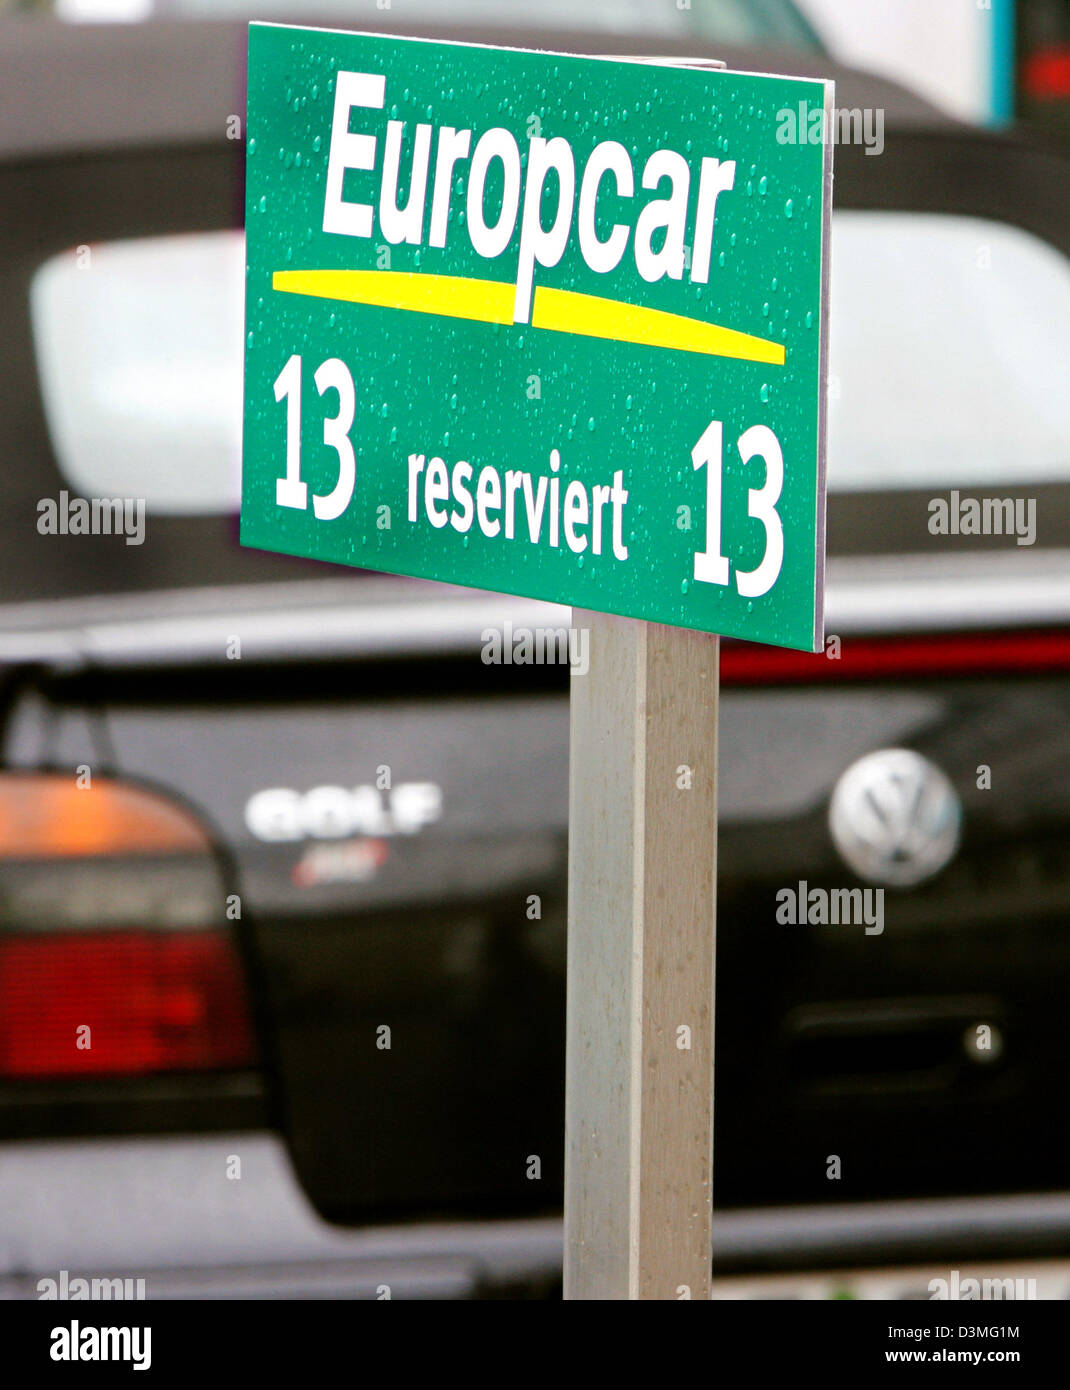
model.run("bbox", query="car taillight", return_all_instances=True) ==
[0,772,256,1081]
[720,628,1070,685]
[0,931,254,1078]
[1024,46,1070,101]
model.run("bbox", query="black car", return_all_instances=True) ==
[1,7,1069,1299]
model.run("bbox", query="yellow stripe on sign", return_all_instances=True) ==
[272,269,516,325]
[272,269,786,365]
[532,285,786,366]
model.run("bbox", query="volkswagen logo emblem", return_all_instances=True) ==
[828,748,962,888]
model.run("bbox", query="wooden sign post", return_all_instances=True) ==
[565,613,719,1300]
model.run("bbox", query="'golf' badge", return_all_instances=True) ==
[242,24,832,650]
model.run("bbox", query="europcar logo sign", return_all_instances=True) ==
[242,25,832,650]
[289,67,770,358]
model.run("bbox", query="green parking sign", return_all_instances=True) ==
[242,24,832,651]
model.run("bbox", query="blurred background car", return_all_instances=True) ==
[0,0,1069,1299]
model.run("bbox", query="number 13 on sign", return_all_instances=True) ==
[273,353,357,521]
[692,418,784,598]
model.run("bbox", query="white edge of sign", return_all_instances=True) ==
[814,77,834,655]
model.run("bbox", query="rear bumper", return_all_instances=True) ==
[3,1133,1070,1298]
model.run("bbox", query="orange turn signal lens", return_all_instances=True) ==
[0,772,211,860]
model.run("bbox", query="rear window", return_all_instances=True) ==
[22,207,1070,606]
[32,210,1070,505]
[827,211,1070,494]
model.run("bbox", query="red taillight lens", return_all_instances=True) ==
[0,931,256,1080]
[1024,47,1070,101]
[720,629,1070,685]
[0,772,256,1080]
